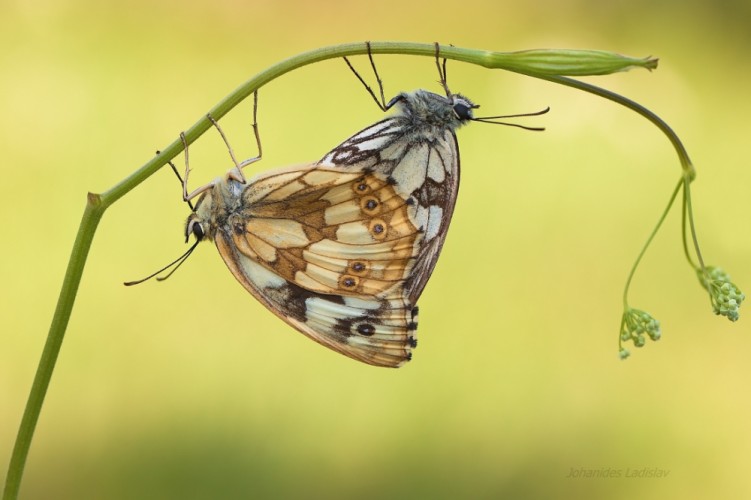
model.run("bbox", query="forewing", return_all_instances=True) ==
[234,165,422,300]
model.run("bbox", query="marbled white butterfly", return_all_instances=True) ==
[128,43,546,367]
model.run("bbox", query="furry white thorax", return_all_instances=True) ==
[390,89,474,132]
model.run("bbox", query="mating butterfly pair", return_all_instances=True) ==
[130,43,546,367]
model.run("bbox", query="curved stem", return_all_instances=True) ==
[100,42,659,206]
[0,41,666,500]
[517,73,695,180]
[622,179,683,308]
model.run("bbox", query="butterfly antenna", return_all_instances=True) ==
[472,107,551,131]
[344,41,388,111]
[124,239,200,286]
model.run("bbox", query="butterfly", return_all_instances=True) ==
[129,43,547,367]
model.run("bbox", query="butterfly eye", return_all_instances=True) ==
[451,94,478,121]
[185,217,205,242]
[453,102,474,120]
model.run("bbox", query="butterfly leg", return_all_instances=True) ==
[179,131,216,202]
[206,113,247,184]
[434,42,452,97]
[344,41,388,111]
[207,90,263,184]
[158,149,195,211]
[237,90,263,171]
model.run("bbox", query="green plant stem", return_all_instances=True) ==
[0,41,674,500]
[3,194,104,500]
[521,73,695,180]
[100,42,661,204]
[682,181,694,268]
[682,176,707,271]
[622,179,684,308]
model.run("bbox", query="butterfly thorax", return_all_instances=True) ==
[390,90,474,133]
[188,176,247,243]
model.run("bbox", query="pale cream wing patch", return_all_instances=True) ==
[233,166,424,300]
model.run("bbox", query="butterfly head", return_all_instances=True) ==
[183,187,220,244]
[448,93,478,122]
[388,89,549,132]
[185,212,206,244]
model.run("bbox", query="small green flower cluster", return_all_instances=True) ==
[619,308,661,360]
[698,266,745,322]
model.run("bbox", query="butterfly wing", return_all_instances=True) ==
[319,116,461,304]
[214,115,459,367]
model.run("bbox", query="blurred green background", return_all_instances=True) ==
[2,0,749,498]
